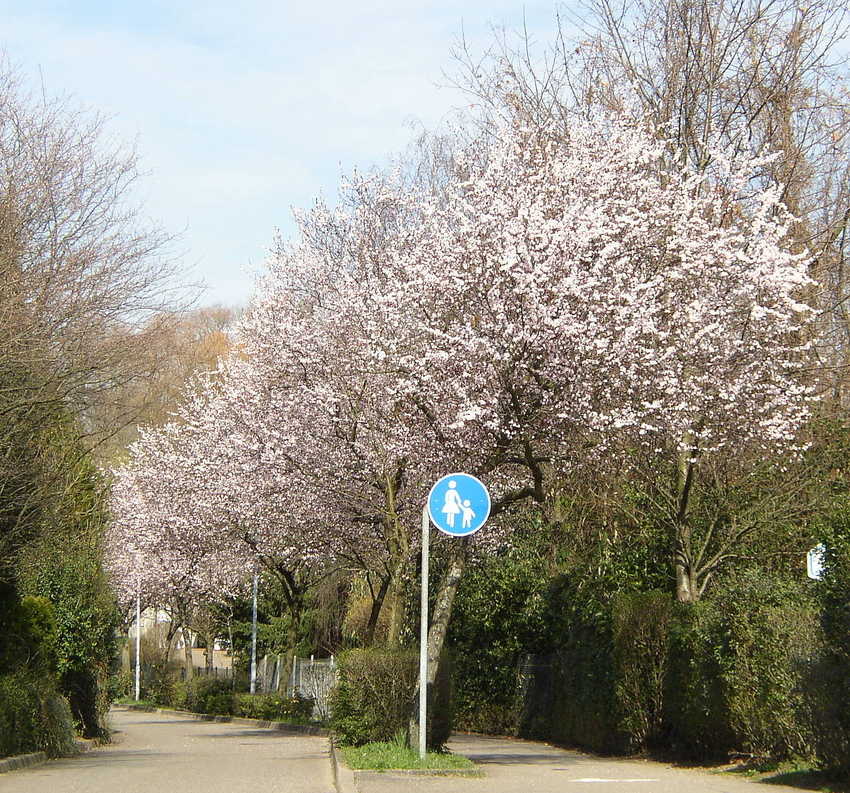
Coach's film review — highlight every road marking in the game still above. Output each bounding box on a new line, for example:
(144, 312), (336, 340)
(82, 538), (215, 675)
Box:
(571, 778), (659, 783)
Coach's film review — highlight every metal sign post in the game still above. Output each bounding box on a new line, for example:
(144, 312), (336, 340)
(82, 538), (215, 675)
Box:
(250, 571), (259, 694)
(419, 473), (490, 759)
(135, 577), (141, 702)
(418, 506), (429, 759)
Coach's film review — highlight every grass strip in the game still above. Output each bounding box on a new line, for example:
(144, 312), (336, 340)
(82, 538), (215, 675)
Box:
(341, 741), (476, 771)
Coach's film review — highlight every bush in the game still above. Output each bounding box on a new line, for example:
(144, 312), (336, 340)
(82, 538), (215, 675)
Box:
(141, 661), (183, 707)
(548, 622), (626, 754)
(808, 513), (850, 776)
(330, 649), (418, 746)
(106, 670), (133, 703)
(330, 648), (452, 748)
(0, 672), (76, 759)
(665, 572), (819, 761)
(235, 693), (314, 722)
(664, 599), (735, 759)
(182, 677), (235, 715)
(448, 540), (549, 736)
(612, 590), (672, 752)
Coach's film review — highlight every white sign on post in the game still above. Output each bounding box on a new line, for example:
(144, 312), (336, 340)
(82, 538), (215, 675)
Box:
(807, 543), (826, 580)
(419, 473), (490, 759)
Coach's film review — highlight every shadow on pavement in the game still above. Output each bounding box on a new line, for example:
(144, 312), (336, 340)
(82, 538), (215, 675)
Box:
(193, 729), (322, 740)
(45, 749), (170, 769)
(460, 751), (576, 766)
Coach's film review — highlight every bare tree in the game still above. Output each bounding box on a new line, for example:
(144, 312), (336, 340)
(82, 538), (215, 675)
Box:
(0, 58), (195, 453)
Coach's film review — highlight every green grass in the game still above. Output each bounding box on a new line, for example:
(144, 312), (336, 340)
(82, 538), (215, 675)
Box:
(115, 697), (157, 707)
(341, 740), (477, 772)
(722, 759), (850, 793)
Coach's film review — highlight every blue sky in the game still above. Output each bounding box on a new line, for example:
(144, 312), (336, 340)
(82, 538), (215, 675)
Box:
(0, 1), (560, 307)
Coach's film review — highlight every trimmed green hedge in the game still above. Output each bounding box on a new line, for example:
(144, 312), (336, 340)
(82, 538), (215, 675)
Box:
(329, 648), (452, 748)
(809, 512), (850, 776)
(234, 692), (314, 721)
(453, 566), (824, 763)
(142, 674), (314, 722)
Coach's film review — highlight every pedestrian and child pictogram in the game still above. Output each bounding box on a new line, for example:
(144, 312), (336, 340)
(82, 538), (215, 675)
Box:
(427, 473), (491, 536)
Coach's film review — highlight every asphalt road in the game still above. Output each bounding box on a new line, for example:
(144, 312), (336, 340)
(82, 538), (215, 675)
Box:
(0, 707), (334, 793)
(352, 733), (809, 793)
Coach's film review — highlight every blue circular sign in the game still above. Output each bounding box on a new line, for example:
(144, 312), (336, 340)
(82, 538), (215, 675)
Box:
(427, 473), (491, 537)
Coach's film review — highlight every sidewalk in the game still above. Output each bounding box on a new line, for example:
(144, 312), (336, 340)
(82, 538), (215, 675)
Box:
(340, 733), (811, 793)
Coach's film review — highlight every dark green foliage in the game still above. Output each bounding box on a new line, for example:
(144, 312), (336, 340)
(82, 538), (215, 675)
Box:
(0, 596), (63, 757)
(106, 670), (133, 702)
(0, 392), (119, 748)
(16, 444), (120, 739)
(0, 598), (76, 758)
(330, 649), (419, 746)
(141, 673), (315, 721)
(329, 648), (452, 748)
(807, 505), (850, 775)
(0, 595), (59, 676)
(612, 591), (672, 752)
(664, 599), (734, 759)
(548, 622), (626, 754)
(448, 534), (549, 735)
(664, 571), (819, 761)
(234, 693), (315, 721)
(182, 677), (236, 715)
(141, 662), (181, 707)
(712, 572), (817, 759)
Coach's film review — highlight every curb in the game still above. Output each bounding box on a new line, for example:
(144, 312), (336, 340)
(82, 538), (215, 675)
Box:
(122, 704), (328, 735)
(329, 739), (359, 793)
(357, 768), (483, 777)
(0, 736), (99, 775)
(0, 751), (47, 774)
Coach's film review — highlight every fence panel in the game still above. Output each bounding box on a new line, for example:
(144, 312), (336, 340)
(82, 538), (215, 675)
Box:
(289, 656), (337, 720)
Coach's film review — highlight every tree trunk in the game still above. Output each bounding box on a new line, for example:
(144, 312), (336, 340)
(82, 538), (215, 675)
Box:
(364, 572), (392, 646)
(204, 632), (215, 673)
(674, 437), (700, 603)
(277, 596), (303, 694)
(674, 552), (699, 603)
(182, 626), (194, 679)
(386, 570), (407, 647)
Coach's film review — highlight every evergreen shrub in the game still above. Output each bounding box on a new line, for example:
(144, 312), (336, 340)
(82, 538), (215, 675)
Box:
(183, 677), (235, 715)
(548, 622), (626, 754)
(235, 692), (314, 721)
(0, 673), (76, 758)
(808, 515), (850, 776)
(665, 572), (819, 761)
(611, 590), (672, 752)
(329, 648), (453, 748)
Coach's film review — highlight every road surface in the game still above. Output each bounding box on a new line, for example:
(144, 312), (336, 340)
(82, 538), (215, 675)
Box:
(0, 706), (333, 793)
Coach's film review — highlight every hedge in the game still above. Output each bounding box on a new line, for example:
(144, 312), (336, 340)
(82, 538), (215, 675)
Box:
(329, 648), (452, 748)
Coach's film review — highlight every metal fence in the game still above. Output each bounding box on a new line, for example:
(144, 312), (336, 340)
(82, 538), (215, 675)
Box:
(289, 655), (337, 720)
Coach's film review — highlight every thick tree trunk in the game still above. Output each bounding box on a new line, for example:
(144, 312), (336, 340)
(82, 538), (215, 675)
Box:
(674, 436), (700, 603)
(364, 572), (392, 646)
(674, 554), (699, 603)
(204, 632), (215, 673)
(277, 595), (303, 694)
(386, 572), (406, 647)
(182, 626), (194, 679)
